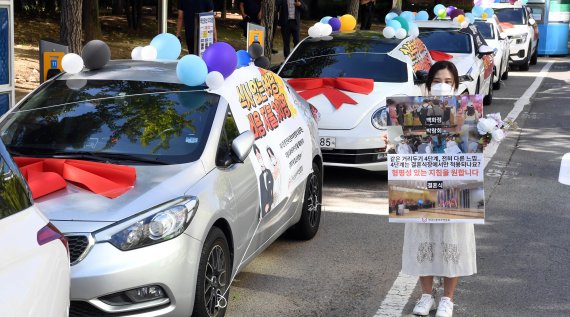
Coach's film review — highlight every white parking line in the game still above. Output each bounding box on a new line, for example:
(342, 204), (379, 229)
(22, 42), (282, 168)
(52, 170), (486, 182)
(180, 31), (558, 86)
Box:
(372, 61), (553, 317)
(559, 153), (570, 185)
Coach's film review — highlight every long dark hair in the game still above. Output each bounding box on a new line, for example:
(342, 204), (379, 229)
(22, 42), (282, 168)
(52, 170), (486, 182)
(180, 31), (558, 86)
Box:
(426, 61), (459, 93)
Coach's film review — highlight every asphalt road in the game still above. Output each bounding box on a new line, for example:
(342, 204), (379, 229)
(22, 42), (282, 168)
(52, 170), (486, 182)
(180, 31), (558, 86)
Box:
(227, 57), (570, 317)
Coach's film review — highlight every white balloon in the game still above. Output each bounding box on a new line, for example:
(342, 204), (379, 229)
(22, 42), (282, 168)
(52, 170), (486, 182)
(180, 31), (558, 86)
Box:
(315, 23), (327, 36)
(141, 45), (158, 61)
(308, 25), (320, 38)
(66, 79), (87, 90)
(461, 21), (470, 28)
(408, 26), (420, 37)
(61, 53), (84, 74)
(321, 23), (333, 36)
(131, 46), (143, 60)
(382, 26), (396, 38)
(205, 71), (225, 90)
(452, 17), (460, 24)
(395, 28), (407, 39)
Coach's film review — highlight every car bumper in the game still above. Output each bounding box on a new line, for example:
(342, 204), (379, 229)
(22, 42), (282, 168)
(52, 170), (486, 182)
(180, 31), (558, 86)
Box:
(69, 234), (201, 317)
(508, 41), (529, 64)
(319, 128), (387, 171)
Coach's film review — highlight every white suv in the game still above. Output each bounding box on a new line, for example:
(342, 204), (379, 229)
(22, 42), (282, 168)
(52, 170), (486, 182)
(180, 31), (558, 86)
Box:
(491, 2), (539, 71)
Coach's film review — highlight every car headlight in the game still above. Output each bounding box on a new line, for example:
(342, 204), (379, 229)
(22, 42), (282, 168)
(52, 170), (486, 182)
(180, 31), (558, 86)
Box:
(512, 34), (527, 44)
(371, 107), (388, 130)
(94, 197), (198, 251)
(459, 74), (474, 82)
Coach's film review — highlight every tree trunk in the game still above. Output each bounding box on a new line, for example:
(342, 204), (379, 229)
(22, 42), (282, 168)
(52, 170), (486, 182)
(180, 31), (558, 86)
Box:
(83, 0), (101, 41)
(14, 0), (23, 14)
(221, 0), (227, 20)
(347, 0), (359, 21)
(112, 0), (125, 15)
(261, 0), (276, 61)
(125, 0), (143, 30)
(60, 0), (83, 53)
(392, 0), (402, 11)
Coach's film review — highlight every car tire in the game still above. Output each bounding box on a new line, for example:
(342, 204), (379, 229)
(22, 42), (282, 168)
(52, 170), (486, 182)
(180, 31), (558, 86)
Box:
(501, 64), (509, 80)
(291, 162), (322, 240)
(493, 66), (501, 90)
(192, 227), (231, 317)
(483, 76), (493, 106)
(530, 46), (538, 65)
(519, 46), (531, 71)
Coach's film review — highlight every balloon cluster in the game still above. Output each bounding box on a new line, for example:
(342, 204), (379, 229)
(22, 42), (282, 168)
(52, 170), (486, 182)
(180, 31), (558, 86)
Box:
(383, 11), (420, 39)
(132, 33), (182, 61)
(177, 42), (239, 89)
(309, 14), (357, 38)
(472, 5), (495, 20)
(61, 39), (112, 75)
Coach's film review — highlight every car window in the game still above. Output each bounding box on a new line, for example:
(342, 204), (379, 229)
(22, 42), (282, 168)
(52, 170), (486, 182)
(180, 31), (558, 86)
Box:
(0, 154), (32, 219)
(216, 108), (240, 167)
(474, 22), (495, 39)
(495, 8), (526, 25)
(287, 37), (400, 62)
(0, 80), (220, 165)
(280, 53), (408, 83)
(418, 31), (473, 54)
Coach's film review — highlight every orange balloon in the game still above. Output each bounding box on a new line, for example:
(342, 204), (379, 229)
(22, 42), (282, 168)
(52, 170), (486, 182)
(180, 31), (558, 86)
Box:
(339, 14), (357, 31)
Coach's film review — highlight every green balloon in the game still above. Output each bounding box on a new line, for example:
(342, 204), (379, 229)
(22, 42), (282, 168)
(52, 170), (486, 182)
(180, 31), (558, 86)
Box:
(392, 16), (409, 32)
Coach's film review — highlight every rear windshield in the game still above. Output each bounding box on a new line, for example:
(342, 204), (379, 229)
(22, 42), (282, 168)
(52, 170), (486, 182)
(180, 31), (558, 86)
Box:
(474, 22), (494, 39)
(495, 8), (526, 25)
(0, 80), (219, 165)
(418, 31), (472, 54)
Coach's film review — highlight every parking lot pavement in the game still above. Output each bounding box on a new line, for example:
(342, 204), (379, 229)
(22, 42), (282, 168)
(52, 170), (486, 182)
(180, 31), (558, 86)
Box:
(227, 57), (568, 317)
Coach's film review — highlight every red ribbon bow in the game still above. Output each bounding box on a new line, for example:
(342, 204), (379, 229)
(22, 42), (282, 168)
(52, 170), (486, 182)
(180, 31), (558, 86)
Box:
(14, 157), (137, 199)
(287, 78), (374, 109)
(429, 50), (454, 62)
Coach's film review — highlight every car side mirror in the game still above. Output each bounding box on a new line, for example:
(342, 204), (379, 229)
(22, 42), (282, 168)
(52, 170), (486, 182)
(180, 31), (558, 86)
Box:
(529, 18), (536, 26)
(231, 131), (255, 163)
(414, 70), (429, 85)
(478, 45), (494, 57)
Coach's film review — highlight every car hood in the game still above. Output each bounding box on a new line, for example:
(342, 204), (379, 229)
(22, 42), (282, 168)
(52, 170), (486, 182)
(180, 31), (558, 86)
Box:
(306, 82), (406, 130)
(36, 161), (206, 222)
(502, 26), (527, 37)
(449, 54), (475, 76)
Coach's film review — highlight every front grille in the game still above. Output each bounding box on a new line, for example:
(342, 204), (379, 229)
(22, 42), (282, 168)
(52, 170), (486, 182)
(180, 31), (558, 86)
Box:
(322, 148), (387, 164)
(70, 301), (111, 317)
(66, 235), (91, 264)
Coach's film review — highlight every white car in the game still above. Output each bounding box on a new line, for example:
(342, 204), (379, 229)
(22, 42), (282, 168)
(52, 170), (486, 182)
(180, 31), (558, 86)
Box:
(276, 32), (430, 171)
(490, 2), (539, 71)
(474, 16), (510, 89)
(416, 20), (495, 105)
(0, 140), (70, 317)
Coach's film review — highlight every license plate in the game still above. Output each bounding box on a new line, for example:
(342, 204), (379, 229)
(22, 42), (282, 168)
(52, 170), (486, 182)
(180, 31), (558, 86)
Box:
(319, 137), (336, 149)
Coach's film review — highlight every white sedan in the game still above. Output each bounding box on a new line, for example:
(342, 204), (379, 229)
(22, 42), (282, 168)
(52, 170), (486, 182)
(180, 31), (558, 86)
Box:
(474, 16), (510, 89)
(416, 20), (496, 105)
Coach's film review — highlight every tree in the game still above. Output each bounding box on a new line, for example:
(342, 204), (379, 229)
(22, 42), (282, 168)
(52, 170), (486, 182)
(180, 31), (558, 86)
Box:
(392, 0), (402, 11)
(60, 0), (83, 53)
(347, 0), (359, 20)
(125, 0), (143, 30)
(261, 0), (276, 60)
(83, 0), (101, 41)
(112, 0), (125, 15)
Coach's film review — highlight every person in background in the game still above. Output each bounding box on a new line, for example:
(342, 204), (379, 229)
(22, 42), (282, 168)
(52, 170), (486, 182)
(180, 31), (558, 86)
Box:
(239, 0), (262, 37)
(176, 0), (217, 54)
(276, 0), (307, 58)
(271, 0), (279, 54)
(360, 0), (375, 30)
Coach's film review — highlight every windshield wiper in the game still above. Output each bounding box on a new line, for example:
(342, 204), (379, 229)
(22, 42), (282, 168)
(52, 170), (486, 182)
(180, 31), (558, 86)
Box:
(51, 151), (169, 165)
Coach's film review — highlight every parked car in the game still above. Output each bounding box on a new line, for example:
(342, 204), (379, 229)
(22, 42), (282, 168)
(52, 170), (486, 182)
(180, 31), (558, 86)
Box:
(474, 15), (511, 89)
(0, 61), (322, 317)
(490, 2), (539, 71)
(0, 139), (70, 317)
(276, 31), (433, 171)
(416, 20), (496, 105)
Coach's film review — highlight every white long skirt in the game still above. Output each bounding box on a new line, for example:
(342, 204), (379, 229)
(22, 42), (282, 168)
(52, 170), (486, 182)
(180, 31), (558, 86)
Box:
(402, 223), (477, 277)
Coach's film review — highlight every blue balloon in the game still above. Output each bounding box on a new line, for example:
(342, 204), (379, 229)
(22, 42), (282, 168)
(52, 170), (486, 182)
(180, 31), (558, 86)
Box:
(236, 50), (251, 68)
(150, 33), (182, 60)
(401, 11), (415, 21)
(176, 54), (208, 86)
(433, 4), (445, 15)
(416, 11), (429, 21)
(418, 200), (424, 205)
(484, 8), (494, 17)
(465, 12), (475, 23)
(385, 12), (398, 23)
(473, 5), (484, 17)
(320, 16), (332, 24)
(387, 19), (402, 30)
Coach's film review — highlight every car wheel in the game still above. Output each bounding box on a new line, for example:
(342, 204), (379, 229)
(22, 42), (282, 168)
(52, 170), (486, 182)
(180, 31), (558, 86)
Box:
(291, 162), (322, 240)
(519, 46), (531, 71)
(483, 76), (493, 106)
(493, 65), (501, 90)
(475, 79), (480, 95)
(530, 45), (538, 65)
(501, 64), (509, 80)
(193, 227), (231, 317)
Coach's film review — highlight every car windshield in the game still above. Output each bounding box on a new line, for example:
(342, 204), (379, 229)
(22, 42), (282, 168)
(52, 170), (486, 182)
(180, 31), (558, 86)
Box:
(0, 80), (219, 165)
(495, 8), (526, 25)
(418, 30), (473, 54)
(474, 22), (494, 39)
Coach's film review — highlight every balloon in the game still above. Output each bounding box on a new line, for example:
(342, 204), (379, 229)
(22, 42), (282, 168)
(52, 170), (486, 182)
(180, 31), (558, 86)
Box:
(465, 13), (475, 24)
(131, 46), (143, 60)
(141, 45), (158, 60)
(392, 16), (409, 32)
(395, 28), (407, 39)
(461, 21), (470, 28)
(433, 4), (446, 15)
(453, 16), (460, 24)
(61, 53), (84, 74)
(457, 15), (465, 23)
(254, 56), (271, 69)
(418, 199), (424, 205)
(339, 14), (357, 31)
(328, 17), (341, 31)
(236, 50), (251, 68)
(416, 11), (429, 21)
(408, 25), (420, 37)
(66, 79), (87, 90)
(248, 42), (263, 59)
(385, 12), (398, 23)
(449, 9), (464, 19)
(382, 26), (396, 38)
(401, 11), (415, 21)
(150, 33), (182, 60)
(474, 0), (483, 5)
(482, 12), (488, 20)
(176, 54), (208, 86)
(521, 0), (528, 4)
(438, 9), (447, 19)
(81, 40), (110, 70)
(387, 19), (402, 30)
(202, 42), (238, 78)
(205, 71), (225, 90)
(308, 25), (320, 38)
(446, 6), (456, 17)
(320, 16), (332, 24)
(484, 8), (494, 17)
(473, 5), (484, 17)
(321, 23), (333, 36)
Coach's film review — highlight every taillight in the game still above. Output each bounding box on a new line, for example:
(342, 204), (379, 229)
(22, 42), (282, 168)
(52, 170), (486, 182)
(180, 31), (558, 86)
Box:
(37, 223), (69, 257)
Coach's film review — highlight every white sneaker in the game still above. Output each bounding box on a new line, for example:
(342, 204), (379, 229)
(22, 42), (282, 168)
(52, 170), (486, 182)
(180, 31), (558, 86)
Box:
(435, 297), (454, 317)
(412, 294), (436, 316)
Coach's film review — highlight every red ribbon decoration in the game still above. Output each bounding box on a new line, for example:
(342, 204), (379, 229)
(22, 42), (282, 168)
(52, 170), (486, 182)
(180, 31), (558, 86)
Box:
(14, 157), (136, 199)
(499, 22), (515, 30)
(287, 78), (374, 109)
(429, 50), (454, 62)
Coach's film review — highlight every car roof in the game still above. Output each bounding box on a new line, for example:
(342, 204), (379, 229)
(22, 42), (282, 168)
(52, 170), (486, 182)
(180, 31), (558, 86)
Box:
(58, 60), (183, 85)
(489, 3), (525, 9)
(415, 21), (462, 30)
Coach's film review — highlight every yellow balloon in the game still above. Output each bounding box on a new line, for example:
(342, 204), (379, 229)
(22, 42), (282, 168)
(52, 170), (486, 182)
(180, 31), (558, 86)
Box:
(339, 14), (357, 31)
(458, 15), (465, 23)
(482, 12), (488, 20)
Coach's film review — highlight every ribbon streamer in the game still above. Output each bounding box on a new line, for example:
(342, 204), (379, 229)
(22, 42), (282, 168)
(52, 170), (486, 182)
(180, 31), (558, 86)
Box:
(14, 157), (136, 199)
(287, 78), (374, 109)
(429, 50), (454, 62)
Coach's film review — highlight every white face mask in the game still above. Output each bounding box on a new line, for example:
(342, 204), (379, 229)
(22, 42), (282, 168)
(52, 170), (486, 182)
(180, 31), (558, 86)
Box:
(430, 83), (454, 96)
